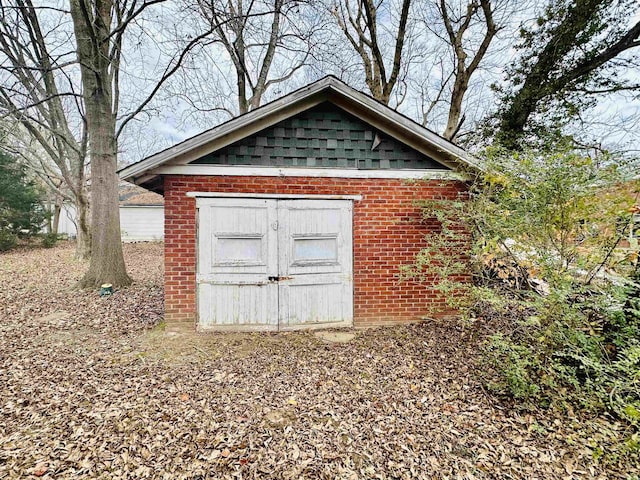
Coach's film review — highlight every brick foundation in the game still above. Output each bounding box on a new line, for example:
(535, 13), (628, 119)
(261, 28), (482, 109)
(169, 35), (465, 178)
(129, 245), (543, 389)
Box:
(163, 175), (469, 329)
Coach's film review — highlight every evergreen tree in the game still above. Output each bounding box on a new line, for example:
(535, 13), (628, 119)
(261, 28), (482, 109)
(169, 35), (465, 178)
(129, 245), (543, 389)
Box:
(0, 151), (45, 235)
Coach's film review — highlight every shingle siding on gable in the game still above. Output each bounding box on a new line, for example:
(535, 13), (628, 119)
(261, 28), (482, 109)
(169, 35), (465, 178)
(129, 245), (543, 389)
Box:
(191, 103), (448, 170)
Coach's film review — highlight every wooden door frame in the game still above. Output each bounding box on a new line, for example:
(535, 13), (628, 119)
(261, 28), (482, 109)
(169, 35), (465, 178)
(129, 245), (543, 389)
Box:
(194, 193), (357, 331)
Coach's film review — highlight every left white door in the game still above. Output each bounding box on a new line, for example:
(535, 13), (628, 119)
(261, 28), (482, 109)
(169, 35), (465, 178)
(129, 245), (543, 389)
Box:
(197, 198), (279, 330)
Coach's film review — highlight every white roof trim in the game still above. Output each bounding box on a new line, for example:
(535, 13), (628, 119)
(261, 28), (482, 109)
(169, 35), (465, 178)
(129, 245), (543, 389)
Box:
(153, 165), (466, 180)
(188, 192), (363, 201)
(119, 77), (479, 184)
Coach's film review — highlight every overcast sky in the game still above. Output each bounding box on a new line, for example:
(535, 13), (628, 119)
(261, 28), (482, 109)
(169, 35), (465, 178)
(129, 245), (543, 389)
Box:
(3, 1), (638, 166)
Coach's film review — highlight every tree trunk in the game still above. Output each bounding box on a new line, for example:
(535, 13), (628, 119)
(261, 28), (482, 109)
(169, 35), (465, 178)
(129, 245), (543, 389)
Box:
(51, 198), (61, 235)
(443, 76), (467, 140)
(237, 66), (248, 114)
(78, 129), (129, 286)
(71, 0), (131, 287)
(235, 31), (248, 114)
(76, 90), (129, 285)
(74, 190), (91, 260)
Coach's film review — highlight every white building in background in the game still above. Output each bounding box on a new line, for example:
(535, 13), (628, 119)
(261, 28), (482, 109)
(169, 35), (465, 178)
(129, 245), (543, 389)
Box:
(56, 183), (164, 242)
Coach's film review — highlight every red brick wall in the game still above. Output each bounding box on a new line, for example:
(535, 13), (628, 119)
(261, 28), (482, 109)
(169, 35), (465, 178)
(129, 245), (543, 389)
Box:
(164, 175), (469, 330)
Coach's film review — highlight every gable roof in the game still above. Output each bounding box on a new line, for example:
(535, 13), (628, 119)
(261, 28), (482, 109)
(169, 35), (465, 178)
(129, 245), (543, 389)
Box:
(119, 76), (480, 188)
(119, 182), (164, 206)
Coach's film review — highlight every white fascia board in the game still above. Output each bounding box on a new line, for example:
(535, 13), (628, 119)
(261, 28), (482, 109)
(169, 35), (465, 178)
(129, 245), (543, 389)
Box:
(153, 164), (467, 180)
(188, 192), (363, 201)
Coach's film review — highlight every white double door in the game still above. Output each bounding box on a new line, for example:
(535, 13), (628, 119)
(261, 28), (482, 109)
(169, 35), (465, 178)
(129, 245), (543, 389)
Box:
(197, 197), (353, 330)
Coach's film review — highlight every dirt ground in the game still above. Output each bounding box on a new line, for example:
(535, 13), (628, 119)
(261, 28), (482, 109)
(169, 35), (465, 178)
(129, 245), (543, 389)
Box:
(0, 242), (637, 479)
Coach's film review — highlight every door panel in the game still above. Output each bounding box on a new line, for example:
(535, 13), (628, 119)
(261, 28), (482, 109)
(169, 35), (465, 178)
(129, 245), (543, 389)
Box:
(277, 200), (353, 329)
(280, 282), (351, 327)
(197, 198), (278, 330)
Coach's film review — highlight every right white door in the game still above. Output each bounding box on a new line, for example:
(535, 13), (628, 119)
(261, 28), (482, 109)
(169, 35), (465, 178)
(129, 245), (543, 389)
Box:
(277, 200), (353, 330)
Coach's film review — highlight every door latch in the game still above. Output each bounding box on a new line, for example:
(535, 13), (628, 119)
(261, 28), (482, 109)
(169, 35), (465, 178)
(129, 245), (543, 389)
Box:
(271, 221), (278, 230)
(268, 275), (293, 282)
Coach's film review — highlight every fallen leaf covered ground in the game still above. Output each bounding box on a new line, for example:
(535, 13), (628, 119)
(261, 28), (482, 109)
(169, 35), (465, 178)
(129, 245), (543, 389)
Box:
(0, 242), (637, 479)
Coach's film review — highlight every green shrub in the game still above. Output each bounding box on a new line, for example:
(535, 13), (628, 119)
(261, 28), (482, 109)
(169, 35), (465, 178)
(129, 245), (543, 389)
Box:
(485, 334), (541, 400)
(41, 233), (59, 248)
(476, 272), (639, 423)
(0, 230), (17, 251)
(407, 148), (640, 427)
(609, 343), (640, 423)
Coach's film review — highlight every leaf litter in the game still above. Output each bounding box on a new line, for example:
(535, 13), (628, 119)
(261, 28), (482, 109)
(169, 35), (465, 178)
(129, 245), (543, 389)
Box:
(0, 242), (637, 479)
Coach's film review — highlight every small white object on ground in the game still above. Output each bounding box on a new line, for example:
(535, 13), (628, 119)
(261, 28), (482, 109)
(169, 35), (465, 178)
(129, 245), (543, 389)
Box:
(314, 331), (356, 343)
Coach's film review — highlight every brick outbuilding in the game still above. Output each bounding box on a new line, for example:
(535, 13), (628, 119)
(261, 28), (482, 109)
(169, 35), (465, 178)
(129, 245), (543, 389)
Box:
(120, 77), (478, 332)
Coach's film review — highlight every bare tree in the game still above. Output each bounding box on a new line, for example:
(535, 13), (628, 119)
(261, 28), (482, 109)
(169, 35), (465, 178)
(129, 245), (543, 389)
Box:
(190, 0), (317, 115)
(330, 0), (412, 105)
(436, 0), (497, 140)
(408, 0), (523, 142)
(0, 1), (91, 257)
(70, 0), (223, 287)
(0, 0), (225, 287)
(67, 0), (133, 286)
